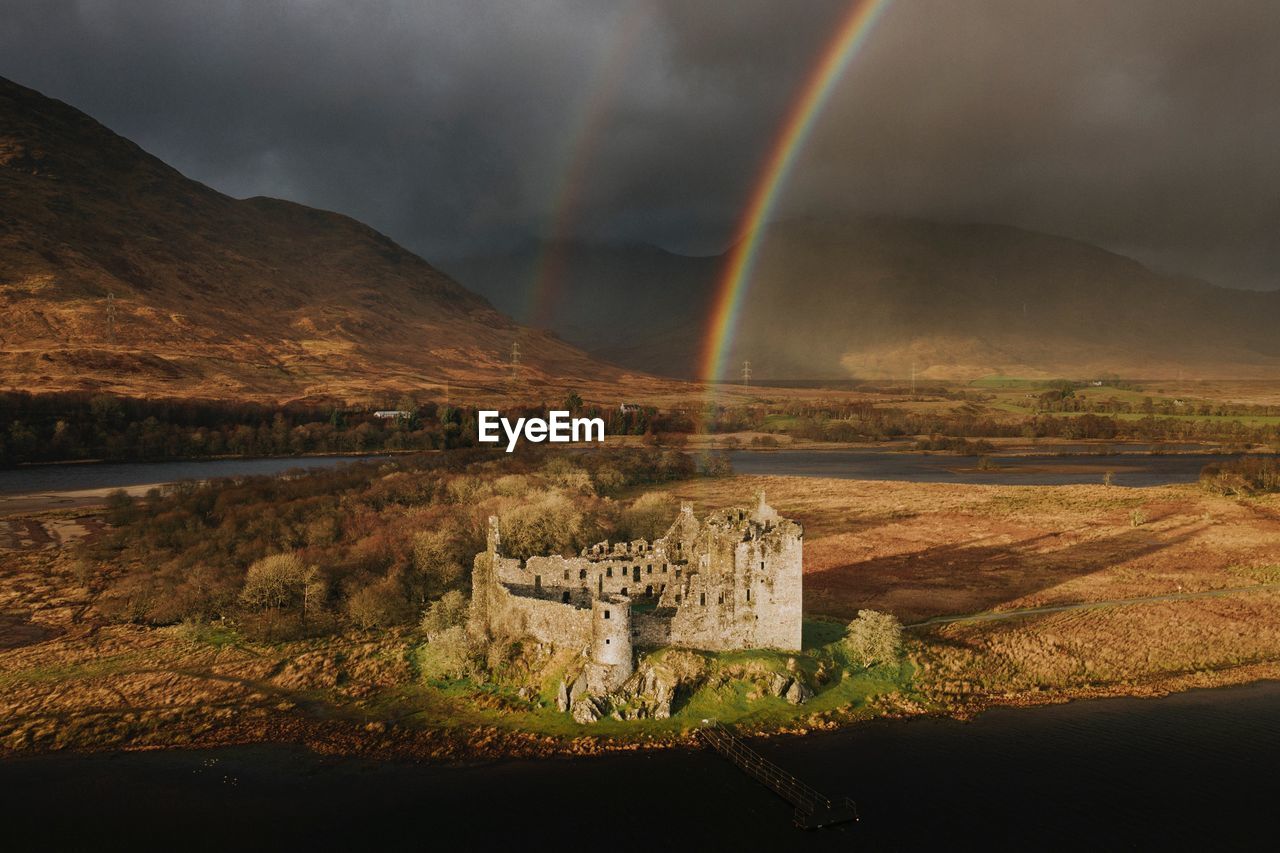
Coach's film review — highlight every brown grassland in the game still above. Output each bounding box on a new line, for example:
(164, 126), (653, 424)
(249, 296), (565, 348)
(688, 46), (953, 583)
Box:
(1, 468), (1278, 758)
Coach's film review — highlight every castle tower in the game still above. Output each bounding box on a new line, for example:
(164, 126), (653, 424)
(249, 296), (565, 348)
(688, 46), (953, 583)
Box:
(468, 516), (503, 639)
(587, 595), (633, 692)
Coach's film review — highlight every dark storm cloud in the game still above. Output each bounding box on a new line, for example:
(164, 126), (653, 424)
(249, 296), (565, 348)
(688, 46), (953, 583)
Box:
(1, 0), (1278, 288)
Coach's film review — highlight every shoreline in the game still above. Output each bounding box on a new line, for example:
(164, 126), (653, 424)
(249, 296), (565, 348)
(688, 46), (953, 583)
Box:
(4, 656), (1278, 765)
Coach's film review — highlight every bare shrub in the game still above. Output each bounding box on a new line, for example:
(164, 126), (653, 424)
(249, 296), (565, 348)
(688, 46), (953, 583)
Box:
(241, 554), (316, 611)
(417, 625), (482, 680)
(622, 491), (678, 540)
(411, 529), (466, 598)
(843, 610), (903, 668)
(493, 474), (530, 497)
(498, 492), (584, 560)
(346, 576), (412, 628)
(420, 590), (469, 638)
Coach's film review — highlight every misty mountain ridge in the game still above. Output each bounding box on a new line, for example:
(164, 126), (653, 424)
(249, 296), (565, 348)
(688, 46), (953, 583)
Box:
(451, 216), (1280, 381)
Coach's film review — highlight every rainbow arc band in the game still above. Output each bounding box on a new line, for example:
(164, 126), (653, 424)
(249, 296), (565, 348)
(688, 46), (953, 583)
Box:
(700, 0), (891, 386)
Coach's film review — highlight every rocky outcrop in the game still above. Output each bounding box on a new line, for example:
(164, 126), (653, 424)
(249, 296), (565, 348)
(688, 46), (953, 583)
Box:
(571, 695), (610, 723)
(784, 678), (814, 705)
(555, 679), (570, 712)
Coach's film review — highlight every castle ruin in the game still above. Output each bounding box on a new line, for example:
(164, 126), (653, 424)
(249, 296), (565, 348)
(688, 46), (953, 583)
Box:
(469, 491), (802, 694)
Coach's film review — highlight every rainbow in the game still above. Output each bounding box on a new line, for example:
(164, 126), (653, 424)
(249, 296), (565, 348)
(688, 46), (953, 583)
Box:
(523, 6), (645, 329)
(700, 0), (891, 384)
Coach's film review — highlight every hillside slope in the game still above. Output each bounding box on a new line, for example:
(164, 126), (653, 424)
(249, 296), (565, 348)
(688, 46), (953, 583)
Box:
(0, 77), (643, 403)
(454, 218), (1280, 380)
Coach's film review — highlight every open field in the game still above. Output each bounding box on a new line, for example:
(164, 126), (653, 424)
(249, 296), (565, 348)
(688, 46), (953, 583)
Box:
(668, 474), (1280, 711)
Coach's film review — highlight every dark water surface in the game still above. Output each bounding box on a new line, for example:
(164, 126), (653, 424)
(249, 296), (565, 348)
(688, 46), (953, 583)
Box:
(3, 681), (1277, 850)
(0, 455), (384, 495)
(0, 449), (1241, 497)
(728, 449), (1240, 487)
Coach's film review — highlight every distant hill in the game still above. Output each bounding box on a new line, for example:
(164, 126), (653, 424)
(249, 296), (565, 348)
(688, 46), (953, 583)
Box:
(452, 218), (1280, 380)
(441, 242), (718, 378)
(0, 77), (643, 404)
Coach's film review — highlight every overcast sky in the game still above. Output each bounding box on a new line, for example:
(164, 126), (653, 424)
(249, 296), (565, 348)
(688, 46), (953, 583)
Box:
(3, 0), (1279, 289)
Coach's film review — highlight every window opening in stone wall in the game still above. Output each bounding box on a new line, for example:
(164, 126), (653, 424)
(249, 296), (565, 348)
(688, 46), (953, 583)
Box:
(646, 585), (653, 596)
(534, 575), (541, 589)
(607, 566), (613, 577)
(746, 588), (751, 602)
(604, 609), (610, 619)
(700, 593), (706, 606)
(579, 568), (587, 580)
(561, 590), (570, 603)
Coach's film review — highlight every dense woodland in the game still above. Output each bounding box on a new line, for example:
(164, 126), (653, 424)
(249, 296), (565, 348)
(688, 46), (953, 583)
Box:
(78, 447), (728, 639)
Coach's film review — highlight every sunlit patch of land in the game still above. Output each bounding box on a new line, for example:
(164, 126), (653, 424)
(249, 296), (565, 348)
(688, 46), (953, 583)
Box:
(2, 450), (1278, 757)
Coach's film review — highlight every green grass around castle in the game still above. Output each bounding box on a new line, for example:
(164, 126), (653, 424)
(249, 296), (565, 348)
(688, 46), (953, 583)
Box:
(399, 617), (914, 740)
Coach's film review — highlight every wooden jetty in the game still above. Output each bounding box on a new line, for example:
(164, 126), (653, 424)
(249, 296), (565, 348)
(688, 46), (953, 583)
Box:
(698, 720), (859, 830)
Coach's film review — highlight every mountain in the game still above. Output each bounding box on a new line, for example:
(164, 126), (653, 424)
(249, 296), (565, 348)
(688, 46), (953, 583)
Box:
(0, 77), (647, 404)
(441, 242), (718, 377)
(452, 218), (1280, 380)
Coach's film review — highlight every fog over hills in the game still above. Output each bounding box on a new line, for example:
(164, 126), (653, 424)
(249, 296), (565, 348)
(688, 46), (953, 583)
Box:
(452, 217), (1280, 381)
(0, 77), (635, 403)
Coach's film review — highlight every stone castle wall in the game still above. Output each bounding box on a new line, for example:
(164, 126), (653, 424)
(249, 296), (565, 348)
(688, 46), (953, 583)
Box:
(468, 492), (803, 693)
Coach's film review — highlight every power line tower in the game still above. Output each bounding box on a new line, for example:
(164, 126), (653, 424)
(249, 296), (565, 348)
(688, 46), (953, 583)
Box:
(509, 340), (522, 394)
(741, 360), (752, 387)
(106, 292), (116, 345)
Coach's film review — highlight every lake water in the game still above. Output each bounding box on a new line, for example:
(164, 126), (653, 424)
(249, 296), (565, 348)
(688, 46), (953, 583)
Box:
(0, 455), (385, 495)
(0, 449), (1244, 497)
(2, 680), (1277, 850)
(728, 449), (1241, 487)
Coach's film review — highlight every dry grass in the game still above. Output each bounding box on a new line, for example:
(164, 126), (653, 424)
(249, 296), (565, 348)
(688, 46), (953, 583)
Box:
(669, 474), (1280, 707)
(3, 471), (1278, 754)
